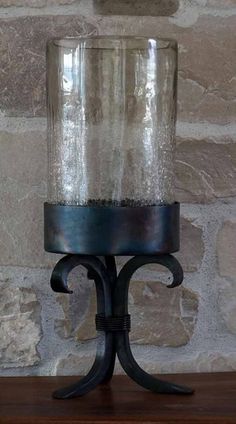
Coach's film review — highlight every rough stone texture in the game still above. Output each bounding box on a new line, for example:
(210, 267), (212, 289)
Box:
(165, 352), (236, 373)
(0, 0), (179, 14)
(175, 140), (236, 203)
(0, 282), (41, 368)
(56, 352), (95, 376)
(137, 352), (236, 374)
(56, 281), (198, 347)
(128, 281), (198, 346)
(156, 351), (236, 373)
(0, 16), (96, 117)
(94, 0), (179, 16)
(217, 221), (236, 278)
(206, 0), (236, 7)
(176, 218), (204, 271)
(178, 18), (236, 123)
(55, 351), (236, 376)
(0, 130), (60, 268)
(0, 0), (79, 5)
(218, 279), (236, 335)
(75, 291), (97, 341)
(96, 15), (236, 124)
(54, 271), (93, 340)
(1, 0), (234, 10)
(217, 221), (236, 335)
(0, 15), (236, 123)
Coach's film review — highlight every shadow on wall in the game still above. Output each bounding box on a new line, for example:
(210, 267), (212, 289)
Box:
(93, 0), (179, 16)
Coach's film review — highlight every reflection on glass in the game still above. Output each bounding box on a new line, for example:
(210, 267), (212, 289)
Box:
(47, 36), (177, 206)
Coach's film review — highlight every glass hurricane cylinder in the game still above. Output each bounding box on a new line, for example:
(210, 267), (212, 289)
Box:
(46, 36), (177, 207)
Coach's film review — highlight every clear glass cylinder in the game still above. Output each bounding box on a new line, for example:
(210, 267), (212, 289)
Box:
(46, 36), (177, 207)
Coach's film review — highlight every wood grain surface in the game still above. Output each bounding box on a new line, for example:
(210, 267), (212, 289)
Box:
(1, 373), (236, 423)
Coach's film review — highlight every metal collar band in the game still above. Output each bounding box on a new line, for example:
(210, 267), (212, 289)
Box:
(44, 202), (180, 255)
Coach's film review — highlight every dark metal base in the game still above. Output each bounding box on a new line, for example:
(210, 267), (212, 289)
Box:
(50, 254), (194, 399)
(44, 203), (180, 255)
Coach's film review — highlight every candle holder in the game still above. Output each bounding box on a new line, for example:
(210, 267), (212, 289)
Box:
(45, 36), (193, 399)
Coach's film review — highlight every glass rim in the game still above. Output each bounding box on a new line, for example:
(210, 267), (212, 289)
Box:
(47, 35), (177, 50)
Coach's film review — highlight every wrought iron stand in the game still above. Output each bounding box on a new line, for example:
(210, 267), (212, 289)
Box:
(44, 202), (194, 399)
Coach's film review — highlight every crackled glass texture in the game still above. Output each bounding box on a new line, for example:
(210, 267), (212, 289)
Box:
(47, 36), (177, 206)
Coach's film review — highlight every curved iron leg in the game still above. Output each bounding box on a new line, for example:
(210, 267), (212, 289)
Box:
(50, 254), (114, 399)
(100, 256), (117, 384)
(114, 255), (194, 395)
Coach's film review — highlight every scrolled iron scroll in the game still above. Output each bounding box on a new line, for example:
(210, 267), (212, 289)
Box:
(114, 254), (193, 395)
(50, 254), (114, 399)
(49, 253), (193, 398)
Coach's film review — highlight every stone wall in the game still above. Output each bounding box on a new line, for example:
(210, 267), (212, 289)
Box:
(0, 0), (236, 377)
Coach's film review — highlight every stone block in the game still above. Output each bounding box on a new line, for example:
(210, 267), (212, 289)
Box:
(96, 15), (236, 124)
(56, 280), (199, 347)
(0, 282), (41, 368)
(217, 220), (236, 278)
(0, 130), (59, 267)
(0, 16), (96, 117)
(94, 0), (179, 16)
(175, 140), (236, 203)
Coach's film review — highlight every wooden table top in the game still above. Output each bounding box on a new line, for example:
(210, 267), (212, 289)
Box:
(0, 373), (236, 423)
